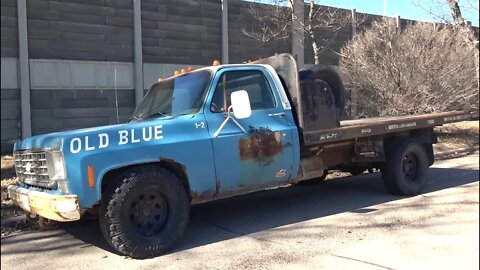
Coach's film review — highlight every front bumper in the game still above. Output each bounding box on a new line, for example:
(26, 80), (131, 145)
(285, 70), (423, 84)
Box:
(7, 185), (81, 222)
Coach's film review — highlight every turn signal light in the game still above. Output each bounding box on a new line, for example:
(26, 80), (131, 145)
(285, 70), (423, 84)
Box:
(187, 66), (193, 72)
(87, 165), (95, 189)
(212, 60), (221, 66)
(174, 70), (180, 76)
(181, 69), (186, 74)
(157, 77), (163, 82)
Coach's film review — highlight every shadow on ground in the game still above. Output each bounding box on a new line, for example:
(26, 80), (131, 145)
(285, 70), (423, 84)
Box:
(1, 165), (478, 256)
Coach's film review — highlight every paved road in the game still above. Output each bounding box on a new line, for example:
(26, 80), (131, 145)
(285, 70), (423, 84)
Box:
(1, 153), (478, 270)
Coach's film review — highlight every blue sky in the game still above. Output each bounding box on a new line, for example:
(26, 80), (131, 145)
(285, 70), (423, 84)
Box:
(252, 0), (479, 26)
(321, 0), (479, 26)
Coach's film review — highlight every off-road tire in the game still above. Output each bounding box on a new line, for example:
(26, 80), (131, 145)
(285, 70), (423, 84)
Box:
(99, 165), (190, 259)
(300, 64), (346, 119)
(381, 138), (430, 196)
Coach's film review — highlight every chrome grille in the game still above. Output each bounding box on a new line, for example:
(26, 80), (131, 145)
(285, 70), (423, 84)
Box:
(14, 150), (52, 188)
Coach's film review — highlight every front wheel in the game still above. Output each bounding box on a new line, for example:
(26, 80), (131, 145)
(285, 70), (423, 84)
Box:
(381, 139), (430, 196)
(100, 165), (190, 259)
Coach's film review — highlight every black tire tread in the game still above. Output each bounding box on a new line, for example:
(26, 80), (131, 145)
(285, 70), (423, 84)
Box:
(381, 138), (429, 196)
(300, 64), (346, 118)
(99, 165), (190, 259)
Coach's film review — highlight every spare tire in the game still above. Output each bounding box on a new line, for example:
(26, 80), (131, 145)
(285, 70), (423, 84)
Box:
(299, 65), (346, 119)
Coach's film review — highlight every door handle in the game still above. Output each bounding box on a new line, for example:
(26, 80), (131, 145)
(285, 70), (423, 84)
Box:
(268, 112), (285, 117)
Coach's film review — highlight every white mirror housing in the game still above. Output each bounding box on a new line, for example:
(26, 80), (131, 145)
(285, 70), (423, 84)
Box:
(230, 90), (252, 119)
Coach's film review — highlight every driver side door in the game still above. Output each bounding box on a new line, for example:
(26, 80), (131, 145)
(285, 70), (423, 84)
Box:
(204, 67), (296, 198)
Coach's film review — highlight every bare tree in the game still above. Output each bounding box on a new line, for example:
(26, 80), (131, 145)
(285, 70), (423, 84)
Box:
(412, 0), (479, 101)
(241, 1), (292, 43)
(242, 0), (363, 64)
(340, 19), (478, 118)
(413, 0), (478, 25)
(412, 0), (478, 46)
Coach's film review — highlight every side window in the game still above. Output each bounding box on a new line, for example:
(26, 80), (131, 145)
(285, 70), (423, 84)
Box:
(211, 70), (276, 112)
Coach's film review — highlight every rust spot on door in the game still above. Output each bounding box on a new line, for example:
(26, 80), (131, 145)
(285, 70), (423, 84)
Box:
(238, 127), (283, 166)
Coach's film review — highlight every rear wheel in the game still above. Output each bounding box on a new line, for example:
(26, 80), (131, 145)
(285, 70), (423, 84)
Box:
(381, 139), (430, 196)
(100, 165), (190, 259)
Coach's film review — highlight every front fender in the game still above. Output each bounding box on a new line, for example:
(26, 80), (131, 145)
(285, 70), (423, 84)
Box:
(62, 116), (216, 208)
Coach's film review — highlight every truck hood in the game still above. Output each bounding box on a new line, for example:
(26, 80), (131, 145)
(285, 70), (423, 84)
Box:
(14, 117), (174, 153)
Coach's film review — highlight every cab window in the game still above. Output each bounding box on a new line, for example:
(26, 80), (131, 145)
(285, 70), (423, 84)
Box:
(211, 70), (276, 112)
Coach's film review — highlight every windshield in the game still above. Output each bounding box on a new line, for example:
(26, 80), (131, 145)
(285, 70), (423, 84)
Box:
(130, 70), (212, 122)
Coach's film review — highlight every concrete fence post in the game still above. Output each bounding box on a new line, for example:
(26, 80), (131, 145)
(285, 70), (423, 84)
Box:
(221, 0), (229, 64)
(133, 0), (144, 105)
(351, 8), (357, 38)
(17, 0), (31, 139)
(291, 0), (304, 68)
(350, 8), (357, 118)
(396, 15), (401, 33)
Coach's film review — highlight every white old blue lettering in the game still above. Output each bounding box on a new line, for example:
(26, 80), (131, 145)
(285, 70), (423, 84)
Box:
(143, 126), (152, 141)
(69, 125), (163, 154)
(98, 133), (109, 148)
(85, 136), (95, 151)
(70, 138), (82, 154)
(131, 129), (140, 143)
(155, 125), (163, 140)
(119, 130), (129, 145)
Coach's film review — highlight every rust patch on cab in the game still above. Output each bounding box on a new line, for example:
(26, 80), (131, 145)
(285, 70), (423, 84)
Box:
(238, 127), (283, 166)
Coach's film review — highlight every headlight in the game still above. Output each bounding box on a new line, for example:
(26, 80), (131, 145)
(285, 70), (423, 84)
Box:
(45, 149), (68, 192)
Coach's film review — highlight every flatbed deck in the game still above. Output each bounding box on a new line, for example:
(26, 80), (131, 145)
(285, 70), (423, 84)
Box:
(303, 111), (476, 145)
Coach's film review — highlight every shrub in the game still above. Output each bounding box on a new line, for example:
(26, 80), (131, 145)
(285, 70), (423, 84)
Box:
(340, 19), (479, 118)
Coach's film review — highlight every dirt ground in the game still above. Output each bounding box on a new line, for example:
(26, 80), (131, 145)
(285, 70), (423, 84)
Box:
(1, 121), (478, 237)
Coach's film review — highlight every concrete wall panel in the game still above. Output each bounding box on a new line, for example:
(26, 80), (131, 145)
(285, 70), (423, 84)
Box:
(29, 59), (134, 89)
(1, 58), (18, 89)
(1, 0), (18, 57)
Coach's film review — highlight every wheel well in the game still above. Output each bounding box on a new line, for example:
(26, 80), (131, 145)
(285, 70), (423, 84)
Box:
(101, 160), (192, 201)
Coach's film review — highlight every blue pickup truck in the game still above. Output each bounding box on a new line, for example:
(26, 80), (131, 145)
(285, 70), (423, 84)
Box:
(7, 54), (475, 258)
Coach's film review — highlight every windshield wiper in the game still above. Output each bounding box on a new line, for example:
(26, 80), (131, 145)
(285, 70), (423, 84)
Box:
(145, 112), (170, 119)
(128, 115), (141, 122)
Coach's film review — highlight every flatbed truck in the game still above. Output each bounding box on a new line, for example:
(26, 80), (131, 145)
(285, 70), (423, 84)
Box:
(8, 53), (477, 258)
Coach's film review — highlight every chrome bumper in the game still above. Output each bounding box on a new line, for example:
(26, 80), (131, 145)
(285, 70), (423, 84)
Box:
(7, 185), (80, 222)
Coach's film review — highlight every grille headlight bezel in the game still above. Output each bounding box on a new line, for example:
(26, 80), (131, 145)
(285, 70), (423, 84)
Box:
(45, 149), (67, 188)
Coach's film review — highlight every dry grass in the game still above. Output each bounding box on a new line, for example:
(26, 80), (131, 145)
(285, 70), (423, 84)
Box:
(1, 155), (20, 220)
(1, 155), (16, 180)
(433, 121), (479, 153)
